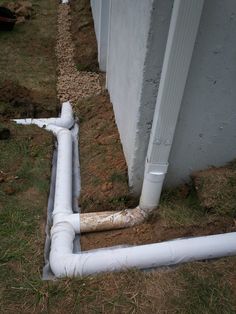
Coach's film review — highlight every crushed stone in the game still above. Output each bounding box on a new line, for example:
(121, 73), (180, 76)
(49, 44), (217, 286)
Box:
(56, 4), (102, 105)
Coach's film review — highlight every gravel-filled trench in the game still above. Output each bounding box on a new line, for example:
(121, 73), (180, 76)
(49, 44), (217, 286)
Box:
(56, 3), (102, 104)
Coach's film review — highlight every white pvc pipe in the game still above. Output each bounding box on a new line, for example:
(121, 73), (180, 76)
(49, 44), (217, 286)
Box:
(47, 123), (236, 278)
(13, 101), (74, 129)
(50, 222), (236, 277)
(50, 125), (81, 232)
(14, 103), (236, 278)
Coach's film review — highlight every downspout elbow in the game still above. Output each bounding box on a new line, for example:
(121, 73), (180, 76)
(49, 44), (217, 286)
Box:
(57, 101), (74, 129)
(49, 222), (83, 277)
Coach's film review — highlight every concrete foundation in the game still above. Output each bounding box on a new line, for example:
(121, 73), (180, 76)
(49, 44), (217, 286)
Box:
(166, 0), (236, 186)
(91, 0), (109, 71)
(91, 0), (236, 194)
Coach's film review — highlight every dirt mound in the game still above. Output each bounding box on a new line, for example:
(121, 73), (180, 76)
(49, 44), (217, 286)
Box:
(4, 0), (33, 24)
(0, 80), (58, 119)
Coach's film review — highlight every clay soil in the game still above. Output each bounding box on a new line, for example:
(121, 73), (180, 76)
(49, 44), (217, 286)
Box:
(0, 80), (58, 119)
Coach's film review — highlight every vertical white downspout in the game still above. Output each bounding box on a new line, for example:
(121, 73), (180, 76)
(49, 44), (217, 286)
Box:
(140, 0), (205, 211)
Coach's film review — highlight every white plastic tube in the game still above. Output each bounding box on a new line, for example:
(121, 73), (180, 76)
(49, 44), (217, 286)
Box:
(50, 125), (81, 232)
(13, 101), (74, 129)
(14, 104), (236, 278)
(50, 222), (236, 277)
(47, 121), (236, 277)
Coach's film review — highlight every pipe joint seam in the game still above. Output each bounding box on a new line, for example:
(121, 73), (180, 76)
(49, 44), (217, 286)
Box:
(53, 213), (80, 233)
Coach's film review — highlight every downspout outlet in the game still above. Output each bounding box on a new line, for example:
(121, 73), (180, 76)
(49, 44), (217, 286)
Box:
(139, 162), (168, 212)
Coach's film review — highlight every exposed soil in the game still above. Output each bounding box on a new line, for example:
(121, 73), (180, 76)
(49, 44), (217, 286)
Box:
(0, 0), (58, 120)
(76, 91), (236, 251)
(80, 148), (236, 249)
(0, 80), (58, 119)
(75, 93), (138, 214)
(192, 161), (236, 216)
(4, 0), (33, 24)
(70, 0), (99, 72)
(82, 214), (235, 250)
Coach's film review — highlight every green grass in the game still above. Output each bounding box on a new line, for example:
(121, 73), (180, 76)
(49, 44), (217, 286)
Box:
(159, 186), (207, 226)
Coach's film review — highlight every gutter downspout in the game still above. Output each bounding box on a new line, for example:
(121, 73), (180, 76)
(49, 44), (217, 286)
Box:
(76, 0), (206, 232)
(139, 0), (205, 211)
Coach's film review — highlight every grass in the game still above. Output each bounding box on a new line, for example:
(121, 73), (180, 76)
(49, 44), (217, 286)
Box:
(0, 0), (57, 97)
(158, 186), (207, 226)
(192, 164), (236, 217)
(171, 262), (236, 314)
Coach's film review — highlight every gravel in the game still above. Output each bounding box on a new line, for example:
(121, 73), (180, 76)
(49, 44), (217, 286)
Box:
(56, 4), (102, 104)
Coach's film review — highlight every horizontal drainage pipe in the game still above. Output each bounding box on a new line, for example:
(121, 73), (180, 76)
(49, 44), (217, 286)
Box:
(13, 101), (74, 129)
(50, 223), (236, 277)
(46, 112), (236, 277)
(14, 104), (236, 278)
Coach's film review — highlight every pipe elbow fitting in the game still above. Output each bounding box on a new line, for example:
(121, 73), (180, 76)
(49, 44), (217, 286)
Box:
(50, 222), (76, 277)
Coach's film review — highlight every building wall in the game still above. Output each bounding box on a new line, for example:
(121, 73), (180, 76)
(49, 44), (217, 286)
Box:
(106, 0), (153, 193)
(166, 0), (236, 186)
(90, 0), (109, 71)
(90, 0), (101, 43)
(92, 0), (236, 194)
